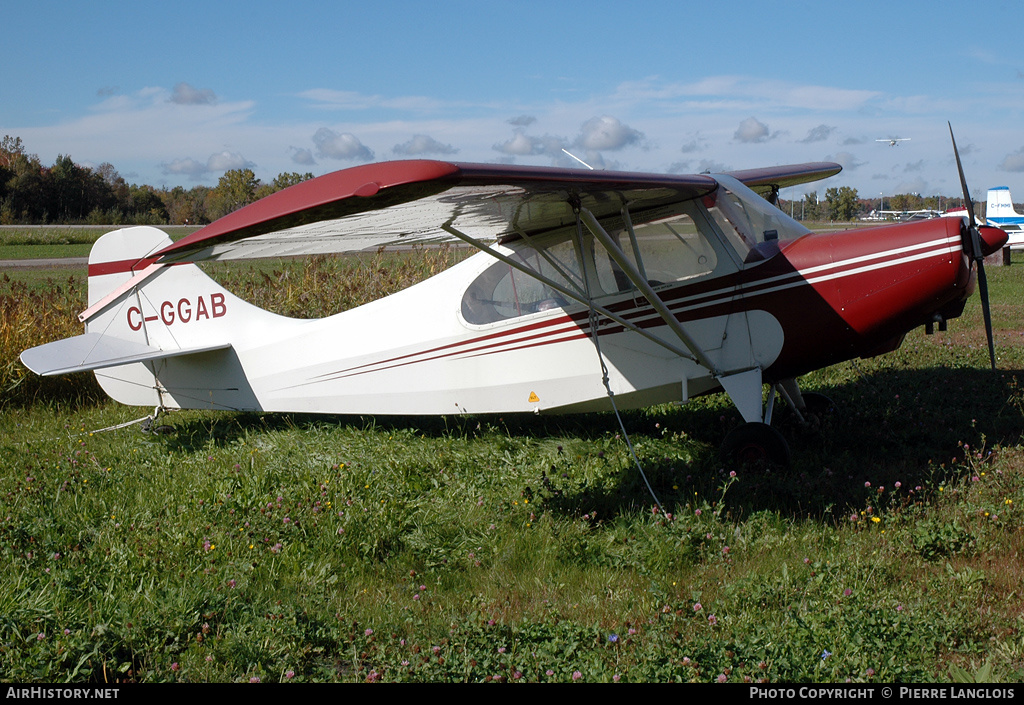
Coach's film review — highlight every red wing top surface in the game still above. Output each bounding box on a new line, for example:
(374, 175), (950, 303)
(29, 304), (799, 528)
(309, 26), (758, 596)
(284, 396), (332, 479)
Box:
(156, 161), (841, 263)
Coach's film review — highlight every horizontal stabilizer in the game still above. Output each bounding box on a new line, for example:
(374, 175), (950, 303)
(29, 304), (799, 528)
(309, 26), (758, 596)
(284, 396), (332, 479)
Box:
(20, 333), (230, 377)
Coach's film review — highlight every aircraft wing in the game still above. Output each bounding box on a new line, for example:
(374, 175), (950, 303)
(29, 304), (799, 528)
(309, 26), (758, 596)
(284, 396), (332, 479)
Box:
(724, 163), (841, 200)
(156, 160), (841, 263)
(156, 161), (716, 262)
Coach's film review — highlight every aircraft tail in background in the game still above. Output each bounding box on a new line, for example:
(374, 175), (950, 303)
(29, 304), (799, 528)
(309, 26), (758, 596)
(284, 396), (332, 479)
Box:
(985, 187), (1024, 248)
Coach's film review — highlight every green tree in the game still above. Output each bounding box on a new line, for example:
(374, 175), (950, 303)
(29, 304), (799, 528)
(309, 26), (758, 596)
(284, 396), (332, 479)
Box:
(801, 191), (822, 221)
(48, 154), (95, 221)
(826, 186), (860, 222)
(255, 171), (315, 200)
(0, 135), (28, 170)
(0, 136), (45, 222)
(272, 171), (314, 191)
(208, 168), (260, 220)
(128, 184), (168, 223)
(888, 193), (925, 212)
(162, 185), (211, 225)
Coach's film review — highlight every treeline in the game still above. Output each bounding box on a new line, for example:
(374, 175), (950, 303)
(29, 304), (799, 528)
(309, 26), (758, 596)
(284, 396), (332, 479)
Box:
(0, 135), (312, 226)
(779, 188), (972, 223)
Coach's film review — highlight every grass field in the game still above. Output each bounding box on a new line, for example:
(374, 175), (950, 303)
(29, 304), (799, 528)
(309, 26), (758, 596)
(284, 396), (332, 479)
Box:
(0, 225), (199, 261)
(1, 232), (1022, 683)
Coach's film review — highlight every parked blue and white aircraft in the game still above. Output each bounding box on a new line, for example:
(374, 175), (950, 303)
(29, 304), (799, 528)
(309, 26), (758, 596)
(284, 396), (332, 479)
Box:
(984, 187), (1024, 248)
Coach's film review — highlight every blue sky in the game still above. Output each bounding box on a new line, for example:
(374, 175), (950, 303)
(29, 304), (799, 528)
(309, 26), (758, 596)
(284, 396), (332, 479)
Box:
(3, 0), (1023, 201)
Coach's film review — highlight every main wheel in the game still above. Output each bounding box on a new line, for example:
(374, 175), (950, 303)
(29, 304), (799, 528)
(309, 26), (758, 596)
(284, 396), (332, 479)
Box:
(720, 422), (791, 468)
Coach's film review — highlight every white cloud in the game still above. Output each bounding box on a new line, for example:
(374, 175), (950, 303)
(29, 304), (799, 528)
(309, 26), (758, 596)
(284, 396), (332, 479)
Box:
(828, 151), (866, 171)
(734, 117), (771, 143)
(696, 159), (732, 173)
(298, 89), (449, 112)
(170, 82), (218, 105)
(609, 76), (881, 113)
(679, 135), (707, 154)
(800, 125), (836, 144)
(206, 150), (254, 172)
(508, 115), (537, 127)
(159, 151), (255, 180)
(5, 72), (1012, 194)
(493, 130), (545, 156)
(312, 128), (374, 161)
(290, 147), (315, 165)
(578, 116), (643, 151)
(392, 134), (458, 156)
(1000, 148), (1024, 172)
(160, 157), (208, 179)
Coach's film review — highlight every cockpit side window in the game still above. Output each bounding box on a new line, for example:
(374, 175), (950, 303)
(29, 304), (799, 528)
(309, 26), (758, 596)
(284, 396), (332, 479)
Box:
(461, 203), (726, 326)
(608, 215), (718, 288)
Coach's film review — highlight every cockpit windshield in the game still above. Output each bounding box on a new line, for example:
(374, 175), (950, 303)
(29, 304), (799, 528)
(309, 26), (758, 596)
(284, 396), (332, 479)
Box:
(705, 174), (811, 261)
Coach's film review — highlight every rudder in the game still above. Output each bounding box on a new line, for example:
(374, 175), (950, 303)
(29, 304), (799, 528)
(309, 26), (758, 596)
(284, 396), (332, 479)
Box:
(76, 226), (289, 410)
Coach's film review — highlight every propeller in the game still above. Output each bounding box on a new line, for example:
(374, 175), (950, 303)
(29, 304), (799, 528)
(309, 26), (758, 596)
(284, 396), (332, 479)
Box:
(949, 123), (997, 371)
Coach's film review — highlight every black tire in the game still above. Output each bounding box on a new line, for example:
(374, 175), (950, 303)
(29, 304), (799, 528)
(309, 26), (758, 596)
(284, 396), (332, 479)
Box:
(720, 422), (791, 468)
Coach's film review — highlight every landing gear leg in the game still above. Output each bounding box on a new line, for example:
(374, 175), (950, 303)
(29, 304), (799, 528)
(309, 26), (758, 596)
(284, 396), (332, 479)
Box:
(777, 378), (838, 433)
(717, 370), (791, 467)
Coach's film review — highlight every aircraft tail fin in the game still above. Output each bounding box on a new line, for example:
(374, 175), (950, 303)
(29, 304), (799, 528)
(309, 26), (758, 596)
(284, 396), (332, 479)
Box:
(21, 226), (286, 410)
(986, 186), (1022, 222)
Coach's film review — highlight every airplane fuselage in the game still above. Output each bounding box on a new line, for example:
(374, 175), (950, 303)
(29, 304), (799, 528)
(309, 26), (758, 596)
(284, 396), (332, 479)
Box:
(85, 215), (992, 418)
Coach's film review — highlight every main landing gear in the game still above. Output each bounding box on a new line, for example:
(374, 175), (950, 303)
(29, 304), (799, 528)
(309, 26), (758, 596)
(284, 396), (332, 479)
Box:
(718, 377), (836, 468)
(721, 422), (790, 467)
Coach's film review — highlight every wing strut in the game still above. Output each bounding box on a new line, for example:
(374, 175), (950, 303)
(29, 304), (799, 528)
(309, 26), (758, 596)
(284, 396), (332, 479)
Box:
(439, 221), (701, 363)
(577, 207), (720, 374)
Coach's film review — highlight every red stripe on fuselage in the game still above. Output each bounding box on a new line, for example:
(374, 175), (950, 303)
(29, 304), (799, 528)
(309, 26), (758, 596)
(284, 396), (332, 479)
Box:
(300, 219), (967, 387)
(88, 256), (161, 277)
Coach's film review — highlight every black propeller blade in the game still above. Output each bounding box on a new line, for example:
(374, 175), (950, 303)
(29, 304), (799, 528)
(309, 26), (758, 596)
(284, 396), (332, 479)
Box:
(949, 123), (997, 371)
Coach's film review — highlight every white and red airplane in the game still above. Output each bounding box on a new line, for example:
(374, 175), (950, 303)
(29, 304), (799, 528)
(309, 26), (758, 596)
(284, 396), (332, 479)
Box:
(20, 128), (1006, 465)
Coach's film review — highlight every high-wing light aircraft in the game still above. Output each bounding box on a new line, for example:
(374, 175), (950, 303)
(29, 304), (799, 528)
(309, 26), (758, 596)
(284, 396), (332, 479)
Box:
(20, 128), (1007, 465)
(877, 137), (911, 147)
